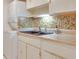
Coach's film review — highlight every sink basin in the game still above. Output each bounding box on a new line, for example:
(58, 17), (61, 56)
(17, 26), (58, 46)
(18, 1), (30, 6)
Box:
(20, 31), (53, 35)
(38, 31), (53, 35)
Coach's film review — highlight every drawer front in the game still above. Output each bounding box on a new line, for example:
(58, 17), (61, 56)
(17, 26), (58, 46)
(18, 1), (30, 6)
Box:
(18, 36), (30, 44)
(29, 38), (41, 48)
(41, 41), (76, 59)
(18, 35), (41, 48)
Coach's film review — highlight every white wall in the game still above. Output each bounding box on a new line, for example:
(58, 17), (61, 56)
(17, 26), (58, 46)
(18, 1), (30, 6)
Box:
(3, 0), (12, 58)
(3, 0), (11, 32)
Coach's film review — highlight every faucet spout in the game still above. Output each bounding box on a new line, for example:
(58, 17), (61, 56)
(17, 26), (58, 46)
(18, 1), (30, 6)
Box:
(39, 26), (41, 32)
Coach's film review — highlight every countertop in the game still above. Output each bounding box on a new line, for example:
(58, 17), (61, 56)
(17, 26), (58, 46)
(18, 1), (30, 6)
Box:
(18, 32), (76, 46)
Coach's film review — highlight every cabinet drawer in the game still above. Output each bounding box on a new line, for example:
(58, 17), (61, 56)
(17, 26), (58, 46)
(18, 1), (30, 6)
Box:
(41, 41), (76, 59)
(29, 38), (41, 48)
(18, 36), (30, 44)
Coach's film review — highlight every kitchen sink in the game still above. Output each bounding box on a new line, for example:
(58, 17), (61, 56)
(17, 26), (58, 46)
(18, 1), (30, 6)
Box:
(20, 31), (53, 35)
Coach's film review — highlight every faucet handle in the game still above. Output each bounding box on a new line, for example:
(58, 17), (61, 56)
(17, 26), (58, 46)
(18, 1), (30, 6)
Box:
(55, 28), (62, 34)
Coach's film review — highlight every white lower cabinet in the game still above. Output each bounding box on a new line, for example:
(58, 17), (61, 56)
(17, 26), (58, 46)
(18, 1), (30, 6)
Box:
(49, 0), (76, 15)
(27, 45), (40, 59)
(18, 35), (75, 59)
(18, 40), (27, 59)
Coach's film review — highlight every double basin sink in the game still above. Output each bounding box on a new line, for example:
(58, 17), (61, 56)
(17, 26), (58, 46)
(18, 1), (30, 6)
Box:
(20, 30), (53, 35)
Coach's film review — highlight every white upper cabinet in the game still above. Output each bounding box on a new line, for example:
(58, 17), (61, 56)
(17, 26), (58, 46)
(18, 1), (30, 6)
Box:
(9, 1), (16, 17)
(16, 1), (27, 17)
(9, 1), (31, 17)
(26, 0), (31, 9)
(26, 0), (49, 9)
(49, 0), (76, 15)
(31, 0), (49, 8)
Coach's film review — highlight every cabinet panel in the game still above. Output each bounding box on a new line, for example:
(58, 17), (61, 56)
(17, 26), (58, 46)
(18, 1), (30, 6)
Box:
(18, 40), (27, 59)
(27, 45), (40, 59)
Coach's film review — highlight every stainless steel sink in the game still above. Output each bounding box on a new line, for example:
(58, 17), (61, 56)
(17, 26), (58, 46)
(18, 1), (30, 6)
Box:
(20, 31), (53, 35)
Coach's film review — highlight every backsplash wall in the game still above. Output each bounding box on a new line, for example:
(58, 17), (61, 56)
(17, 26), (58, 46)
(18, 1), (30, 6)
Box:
(54, 13), (76, 29)
(19, 12), (76, 30)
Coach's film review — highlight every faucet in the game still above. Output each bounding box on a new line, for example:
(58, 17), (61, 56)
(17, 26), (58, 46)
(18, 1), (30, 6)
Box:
(38, 26), (47, 32)
(38, 26), (41, 32)
(45, 27), (47, 32)
(55, 25), (61, 34)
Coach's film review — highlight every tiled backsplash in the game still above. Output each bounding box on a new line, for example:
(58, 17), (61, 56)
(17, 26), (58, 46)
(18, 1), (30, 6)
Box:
(52, 12), (76, 29)
(19, 12), (76, 30)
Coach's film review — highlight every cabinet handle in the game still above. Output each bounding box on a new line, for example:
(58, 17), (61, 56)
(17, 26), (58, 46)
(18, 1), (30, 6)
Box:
(49, 0), (51, 3)
(39, 52), (41, 56)
(20, 50), (22, 54)
(30, 0), (31, 2)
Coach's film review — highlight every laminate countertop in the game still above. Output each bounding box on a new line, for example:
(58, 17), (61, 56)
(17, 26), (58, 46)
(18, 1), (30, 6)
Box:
(18, 32), (76, 46)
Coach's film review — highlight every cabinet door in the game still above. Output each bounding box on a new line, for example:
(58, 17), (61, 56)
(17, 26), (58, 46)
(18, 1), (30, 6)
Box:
(27, 45), (40, 59)
(18, 40), (27, 59)
(49, 0), (76, 15)
(16, 1), (27, 17)
(41, 50), (63, 59)
(41, 50), (56, 59)
(9, 1), (16, 17)
(26, 0), (49, 9)
(9, 1), (27, 17)
(26, 0), (31, 9)
(31, 0), (49, 8)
